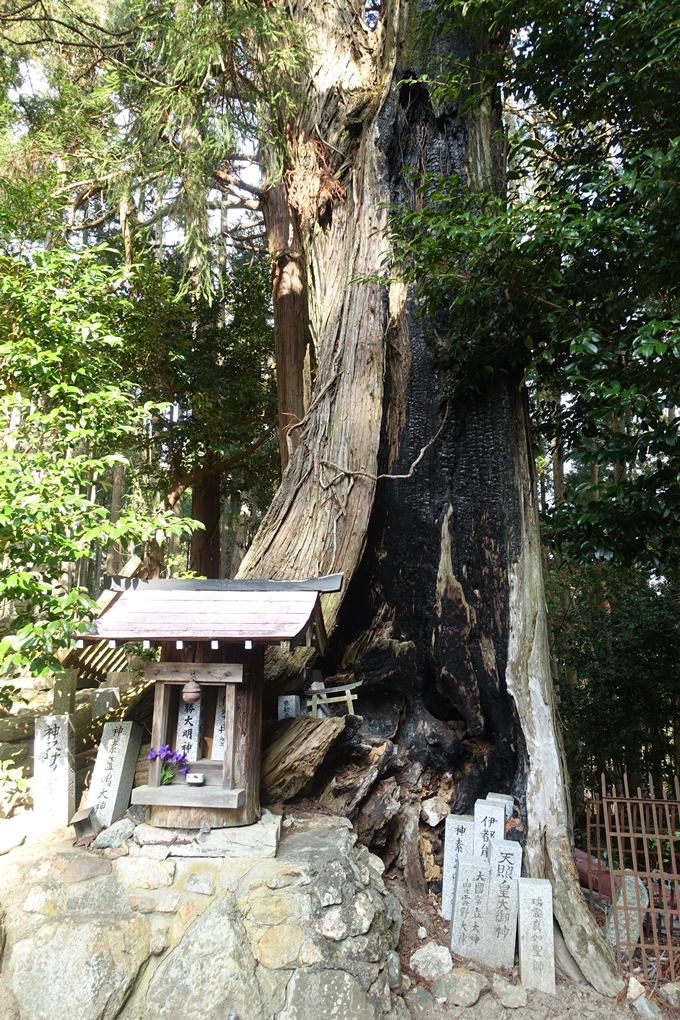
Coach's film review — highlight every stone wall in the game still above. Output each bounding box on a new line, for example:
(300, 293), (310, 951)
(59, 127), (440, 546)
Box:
(0, 814), (406, 1020)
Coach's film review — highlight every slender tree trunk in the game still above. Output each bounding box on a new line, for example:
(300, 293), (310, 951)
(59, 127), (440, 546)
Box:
(612, 412), (626, 484)
(106, 461), (125, 574)
(241, 0), (623, 995)
(190, 458), (221, 578)
(552, 399), (565, 508)
(230, 498), (254, 578)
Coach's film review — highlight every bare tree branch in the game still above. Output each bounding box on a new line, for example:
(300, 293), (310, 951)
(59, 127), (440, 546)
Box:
(164, 422), (277, 509)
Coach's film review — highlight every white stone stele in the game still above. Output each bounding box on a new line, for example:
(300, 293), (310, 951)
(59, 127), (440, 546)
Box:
(450, 853), (490, 964)
(480, 838), (523, 969)
(86, 721), (143, 828)
(212, 688), (226, 762)
(441, 814), (474, 921)
(52, 669), (77, 715)
(34, 714), (75, 829)
(518, 877), (556, 994)
(485, 792), (514, 821)
(176, 694), (203, 762)
(473, 798), (504, 861)
(278, 695), (302, 720)
(91, 687), (122, 720)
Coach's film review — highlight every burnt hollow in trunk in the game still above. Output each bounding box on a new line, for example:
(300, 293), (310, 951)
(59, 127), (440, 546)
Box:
(318, 76), (526, 812)
(241, 0), (622, 990)
(324, 384), (526, 810)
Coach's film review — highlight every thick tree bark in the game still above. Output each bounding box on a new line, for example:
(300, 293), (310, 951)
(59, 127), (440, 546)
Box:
(263, 181), (311, 474)
(240, 0), (623, 995)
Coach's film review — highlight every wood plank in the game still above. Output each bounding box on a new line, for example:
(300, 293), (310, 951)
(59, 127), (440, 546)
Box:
(147, 805), (246, 828)
(119, 588), (318, 600)
(95, 630), (304, 640)
(96, 611), (310, 624)
(92, 629), (307, 641)
(82, 588), (324, 644)
(109, 592), (318, 609)
(98, 607), (314, 616)
(92, 630), (304, 641)
(148, 681), (171, 787)
(100, 606), (313, 617)
(222, 683), (236, 789)
(124, 599), (315, 610)
(131, 785), (245, 809)
(107, 596), (306, 604)
(261, 716), (346, 802)
(94, 615), (305, 625)
(228, 645), (264, 826)
(114, 591), (320, 595)
(145, 663), (243, 684)
(115, 601), (313, 608)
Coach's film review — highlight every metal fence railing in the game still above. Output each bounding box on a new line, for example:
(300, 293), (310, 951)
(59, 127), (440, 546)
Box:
(585, 774), (680, 985)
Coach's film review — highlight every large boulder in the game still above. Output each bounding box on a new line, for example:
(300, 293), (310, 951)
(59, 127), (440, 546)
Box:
(7, 916), (151, 1020)
(279, 969), (377, 1019)
(144, 896), (263, 1020)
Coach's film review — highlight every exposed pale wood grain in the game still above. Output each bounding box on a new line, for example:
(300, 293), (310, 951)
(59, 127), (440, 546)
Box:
(505, 395), (624, 997)
(146, 805), (245, 829)
(236, 1), (398, 638)
(222, 683), (237, 789)
(148, 682), (171, 788)
(261, 715), (346, 802)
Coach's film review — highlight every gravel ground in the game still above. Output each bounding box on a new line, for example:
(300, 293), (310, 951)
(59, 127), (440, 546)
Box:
(400, 977), (638, 1019)
(388, 874), (658, 1020)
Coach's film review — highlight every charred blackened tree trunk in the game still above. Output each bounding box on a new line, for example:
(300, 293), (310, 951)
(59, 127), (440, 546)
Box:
(241, 0), (622, 995)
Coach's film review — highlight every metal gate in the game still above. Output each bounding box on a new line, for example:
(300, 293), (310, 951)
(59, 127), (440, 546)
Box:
(586, 774), (680, 983)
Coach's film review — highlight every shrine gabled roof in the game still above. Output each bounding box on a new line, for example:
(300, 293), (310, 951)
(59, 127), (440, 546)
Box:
(78, 574), (341, 644)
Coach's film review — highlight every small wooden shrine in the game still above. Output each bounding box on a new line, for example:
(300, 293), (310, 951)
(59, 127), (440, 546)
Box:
(77, 574), (340, 828)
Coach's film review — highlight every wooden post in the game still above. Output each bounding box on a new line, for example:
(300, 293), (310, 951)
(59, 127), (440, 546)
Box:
(149, 682), (171, 788)
(143, 647), (263, 827)
(230, 644), (264, 825)
(222, 683), (237, 789)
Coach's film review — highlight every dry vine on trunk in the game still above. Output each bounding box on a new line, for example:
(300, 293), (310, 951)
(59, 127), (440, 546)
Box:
(239, 0), (623, 996)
